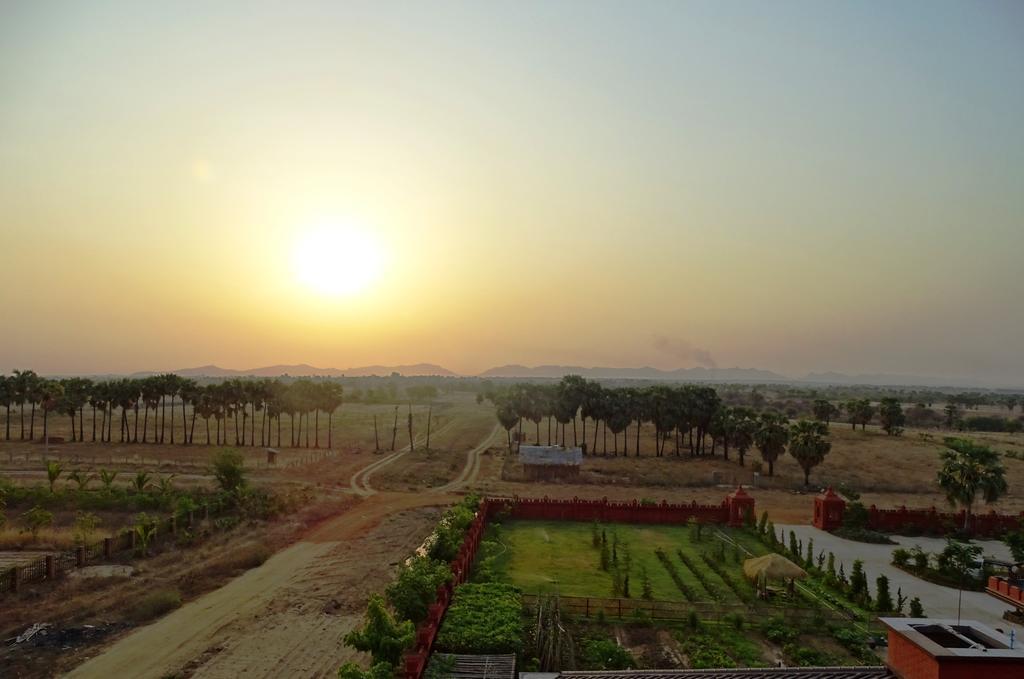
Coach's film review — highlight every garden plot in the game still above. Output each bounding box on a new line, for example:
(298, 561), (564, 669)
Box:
(481, 519), (763, 604)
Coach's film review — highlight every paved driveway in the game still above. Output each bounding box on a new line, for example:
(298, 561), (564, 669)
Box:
(778, 524), (1021, 634)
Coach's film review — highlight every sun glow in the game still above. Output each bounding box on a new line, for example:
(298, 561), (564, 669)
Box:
(292, 223), (383, 297)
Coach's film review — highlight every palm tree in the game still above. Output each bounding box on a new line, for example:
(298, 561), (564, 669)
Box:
(132, 471), (152, 494)
(754, 412), (789, 476)
(141, 376), (162, 443)
(937, 437), (1008, 530)
(788, 419), (832, 486)
(99, 469), (118, 492)
(578, 381), (604, 455)
(321, 382), (344, 449)
(39, 379), (64, 444)
(557, 375), (587, 447)
(495, 398), (519, 451)
(45, 460), (63, 493)
(68, 469), (95, 490)
(88, 387), (107, 443)
(17, 369), (42, 441)
(0, 375), (15, 440)
(729, 407), (758, 467)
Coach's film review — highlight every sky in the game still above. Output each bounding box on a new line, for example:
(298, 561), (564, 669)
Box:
(1, 1), (1022, 384)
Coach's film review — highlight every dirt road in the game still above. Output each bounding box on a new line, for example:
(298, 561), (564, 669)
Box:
(65, 423), (495, 679)
(349, 420), (458, 496)
(67, 497), (447, 679)
(433, 424), (499, 493)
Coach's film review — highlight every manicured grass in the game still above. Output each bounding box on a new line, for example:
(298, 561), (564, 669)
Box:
(483, 519), (769, 603)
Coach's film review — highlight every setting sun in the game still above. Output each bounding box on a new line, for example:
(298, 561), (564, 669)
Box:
(292, 223), (383, 297)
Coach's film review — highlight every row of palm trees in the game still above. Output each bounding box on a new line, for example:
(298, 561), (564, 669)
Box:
(0, 370), (344, 449)
(486, 376), (833, 484)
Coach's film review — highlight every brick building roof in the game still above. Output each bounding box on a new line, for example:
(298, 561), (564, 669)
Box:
(556, 668), (894, 679)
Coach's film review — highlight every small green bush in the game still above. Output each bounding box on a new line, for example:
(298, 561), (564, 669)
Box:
(580, 639), (634, 670)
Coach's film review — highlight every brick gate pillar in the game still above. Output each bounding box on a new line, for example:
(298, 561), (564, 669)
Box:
(813, 487), (846, 530)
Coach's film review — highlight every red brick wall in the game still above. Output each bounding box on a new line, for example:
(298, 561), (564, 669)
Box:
(867, 505), (1024, 537)
(888, 631), (940, 679)
(887, 629), (1024, 679)
(498, 495), (733, 524)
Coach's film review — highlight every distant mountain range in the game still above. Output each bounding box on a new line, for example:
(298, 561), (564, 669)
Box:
(110, 363), (1016, 389)
(130, 363), (458, 378)
(477, 364), (788, 382)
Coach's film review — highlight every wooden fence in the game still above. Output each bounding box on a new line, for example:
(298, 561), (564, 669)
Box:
(0, 502), (221, 595)
(520, 593), (852, 627)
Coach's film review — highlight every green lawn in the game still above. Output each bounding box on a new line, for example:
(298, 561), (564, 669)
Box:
(481, 519), (769, 603)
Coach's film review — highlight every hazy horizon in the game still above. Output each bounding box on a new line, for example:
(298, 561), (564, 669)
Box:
(3, 2), (1022, 383)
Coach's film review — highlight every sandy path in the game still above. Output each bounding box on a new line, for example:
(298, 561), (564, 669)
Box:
(66, 502), (445, 679)
(63, 425), (498, 679)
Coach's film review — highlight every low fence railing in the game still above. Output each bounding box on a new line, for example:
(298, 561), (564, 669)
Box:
(1, 502), (223, 595)
(520, 593), (853, 626)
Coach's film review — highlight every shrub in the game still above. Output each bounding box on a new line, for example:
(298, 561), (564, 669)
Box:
(338, 662), (394, 679)
(761, 615), (796, 644)
(129, 588), (182, 621)
(784, 643), (834, 666)
(910, 545), (929, 570)
(875, 575), (894, 612)
(20, 505), (54, 540)
(386, 556), (452, 623)
(344, 594), (415, 665)
(909, 597), (925, 617)
(891, 548), (910, 567)
(580, 639), (634, 670)
(680, 633), (734, 668)
(211, 449), (246, 493)
(429, 504), (476, 563)
(73, 511), (102, 545)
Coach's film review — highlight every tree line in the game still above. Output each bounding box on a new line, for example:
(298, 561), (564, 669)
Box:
(484, 376), (839, 485)
(0, 370), (343, 449)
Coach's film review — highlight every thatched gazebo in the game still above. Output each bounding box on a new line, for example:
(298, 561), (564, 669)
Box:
(743, 554), (807, 599)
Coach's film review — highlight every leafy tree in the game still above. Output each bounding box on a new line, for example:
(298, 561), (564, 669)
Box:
(343, 594), (415, 665)
(944, 403), (961, 429)
(878, 397), (905, 436)
(843, 399), (875, 430)
(788, 419), (832, 486)
(1004, 523), (1024, 562)
(936, 539), (982, 581)
(812, 399), (839, 425)
(937, 438), (1008, 529)
(754, 412), (789, 476)
(212, 449), (247, 492)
